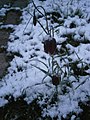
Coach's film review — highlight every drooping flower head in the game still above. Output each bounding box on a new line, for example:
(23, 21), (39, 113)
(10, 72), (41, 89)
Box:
(43, 35), (57, 55)
(52, 75), (60, 86)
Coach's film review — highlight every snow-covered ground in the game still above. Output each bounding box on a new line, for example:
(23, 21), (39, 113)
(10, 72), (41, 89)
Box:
(0, 0), (90, 119)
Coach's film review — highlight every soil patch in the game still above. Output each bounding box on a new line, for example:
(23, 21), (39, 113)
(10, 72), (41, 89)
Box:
(0, 0), (29, 9)
(3, 9), (22, 25)
(0, 28), (13, 78)
(0, 53), (9, 78)
(0, 28), (12, 47)
(0, 7), (22, 78)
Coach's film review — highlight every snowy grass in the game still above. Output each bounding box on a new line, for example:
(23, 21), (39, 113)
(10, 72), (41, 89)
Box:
(0, 0), (90, 119)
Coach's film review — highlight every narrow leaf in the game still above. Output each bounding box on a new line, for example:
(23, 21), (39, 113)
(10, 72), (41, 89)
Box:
(31, 64), (51, 77)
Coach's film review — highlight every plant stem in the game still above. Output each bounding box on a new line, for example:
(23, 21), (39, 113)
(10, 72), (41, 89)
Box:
(32, 0), (49, 34)
(26, 10), (48, 34)
(51, 55), (54, 75)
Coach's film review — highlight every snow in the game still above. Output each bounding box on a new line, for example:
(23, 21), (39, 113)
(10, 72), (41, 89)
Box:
(0, 0), (90, 119)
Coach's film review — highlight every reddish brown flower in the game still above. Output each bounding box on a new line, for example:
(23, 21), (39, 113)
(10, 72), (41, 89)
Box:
(43, 37), (57, 55)
(52, 75), (60, 86)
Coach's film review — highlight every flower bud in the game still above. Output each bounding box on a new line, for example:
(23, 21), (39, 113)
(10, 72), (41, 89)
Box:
(33, 10), (37, 26)
(52, 75), (60, 86)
